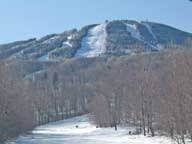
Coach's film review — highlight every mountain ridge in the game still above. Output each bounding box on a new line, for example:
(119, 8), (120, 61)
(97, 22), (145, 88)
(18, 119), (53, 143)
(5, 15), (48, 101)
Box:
(0, 20), (192, 61)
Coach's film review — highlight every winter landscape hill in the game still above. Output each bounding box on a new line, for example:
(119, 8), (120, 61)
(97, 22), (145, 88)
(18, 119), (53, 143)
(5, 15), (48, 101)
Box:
(1, 19), (192, 144)
(1, 0), (192, 144)
(0, 20), (192, 61)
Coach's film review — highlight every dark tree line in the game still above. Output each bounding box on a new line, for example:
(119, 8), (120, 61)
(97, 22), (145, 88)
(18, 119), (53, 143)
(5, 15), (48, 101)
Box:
(0, 62), (36, 140)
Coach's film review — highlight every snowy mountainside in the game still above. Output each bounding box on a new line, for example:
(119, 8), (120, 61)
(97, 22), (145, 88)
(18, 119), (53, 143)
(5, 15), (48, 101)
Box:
(75, 23), (107, 57)
(0, 20), (192, 61)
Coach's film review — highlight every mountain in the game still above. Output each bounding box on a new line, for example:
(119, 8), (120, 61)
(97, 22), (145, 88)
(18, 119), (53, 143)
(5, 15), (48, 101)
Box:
(0, 20), (192, 61)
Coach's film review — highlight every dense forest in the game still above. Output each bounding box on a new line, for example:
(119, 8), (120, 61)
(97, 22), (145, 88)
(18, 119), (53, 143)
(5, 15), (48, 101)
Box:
(1, 47), (192, 144)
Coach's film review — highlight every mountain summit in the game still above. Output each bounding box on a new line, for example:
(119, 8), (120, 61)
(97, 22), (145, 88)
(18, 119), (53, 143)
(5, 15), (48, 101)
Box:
(0, 20), (192, 61)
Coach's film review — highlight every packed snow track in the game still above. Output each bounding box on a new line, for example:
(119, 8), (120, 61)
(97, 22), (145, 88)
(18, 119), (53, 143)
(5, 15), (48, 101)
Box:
(5, 115), (174, 144)
(75, 23), (107, 57)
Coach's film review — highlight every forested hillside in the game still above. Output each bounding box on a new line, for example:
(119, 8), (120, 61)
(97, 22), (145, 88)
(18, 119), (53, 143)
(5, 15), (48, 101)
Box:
(1, 47), (192, 143)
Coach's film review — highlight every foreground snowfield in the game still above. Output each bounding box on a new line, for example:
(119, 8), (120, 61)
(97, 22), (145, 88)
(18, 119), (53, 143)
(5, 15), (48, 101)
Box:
(6, 115), (175, 144)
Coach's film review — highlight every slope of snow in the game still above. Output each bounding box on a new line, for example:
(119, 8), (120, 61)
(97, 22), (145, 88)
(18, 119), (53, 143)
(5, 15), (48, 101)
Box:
(125, 23), (143, 41)
(63, 35), (73, 47)
(142, 23), (157, 41)
(38, 39), (72, 61)
(63, 41), (72, 47)
(75, 23), (107, 57)
(6, 115), (177, 144)
(125, 22), (161, 51)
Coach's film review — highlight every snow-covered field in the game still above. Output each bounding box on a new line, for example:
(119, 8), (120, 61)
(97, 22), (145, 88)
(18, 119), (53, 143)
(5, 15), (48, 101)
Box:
(4, 115), (178, 144)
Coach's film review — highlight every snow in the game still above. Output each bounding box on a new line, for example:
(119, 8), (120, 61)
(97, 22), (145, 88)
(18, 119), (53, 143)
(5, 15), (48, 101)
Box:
(67, 36), (72, 40)
(125, 23), (143, 41)
(125, 22), (162, 51)
(42, 35), (60, 44)
(75, 23), (107, 58)
(62, 41), (72, 47)
(38, 40), (71, 61)
(7, 42), (35, 60)
(156, 44), (164, 51)
(6, 115), (176, 144)
(63, 34), (73, 47)
(38, 54), (49, 61)
(142, 23), (157, 41)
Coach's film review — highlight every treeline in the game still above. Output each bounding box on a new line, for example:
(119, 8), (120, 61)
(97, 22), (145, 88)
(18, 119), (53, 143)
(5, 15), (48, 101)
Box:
(86, 49), (192, 144)
(0, 62), (36, 140)
(0, 61), (88, 140)
(34, 48), (192, 144)
(1, 48), (192, 144)
(31, 70), (89, 125)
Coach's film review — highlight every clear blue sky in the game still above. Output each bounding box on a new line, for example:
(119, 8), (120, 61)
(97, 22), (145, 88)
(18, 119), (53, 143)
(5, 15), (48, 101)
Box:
(0, 0), (191, 44)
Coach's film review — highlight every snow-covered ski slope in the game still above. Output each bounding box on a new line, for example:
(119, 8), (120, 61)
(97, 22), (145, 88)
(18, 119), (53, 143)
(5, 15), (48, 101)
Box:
(75, 23), (107, 57)
(5, 115), (179, 144)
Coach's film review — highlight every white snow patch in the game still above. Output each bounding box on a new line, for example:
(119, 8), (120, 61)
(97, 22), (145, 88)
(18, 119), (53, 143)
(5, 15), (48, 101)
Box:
(50, 36), (60, 40)
(62, 41), (72, 47)
(6, 115), (178, 144)
(142, 23), (157, 40)
(75, 23), (107, 57)
(125, 23), (143, 41)
(125, 22), (162, 51)
(67, 36), (72, 40)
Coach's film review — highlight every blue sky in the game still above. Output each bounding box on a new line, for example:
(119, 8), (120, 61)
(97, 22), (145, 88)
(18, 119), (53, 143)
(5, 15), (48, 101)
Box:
(0, 0), (191, 44)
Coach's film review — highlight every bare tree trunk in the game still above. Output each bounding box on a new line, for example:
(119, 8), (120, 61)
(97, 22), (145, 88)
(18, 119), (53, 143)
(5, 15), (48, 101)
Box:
(181, 131), (185, 144)
(141, 103), (146, 136)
